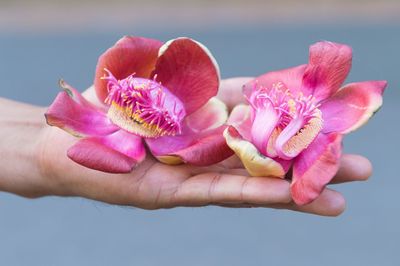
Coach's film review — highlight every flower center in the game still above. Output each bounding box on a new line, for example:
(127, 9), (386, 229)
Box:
(248, 82), (323, 159)
(102, 69), (186, 138)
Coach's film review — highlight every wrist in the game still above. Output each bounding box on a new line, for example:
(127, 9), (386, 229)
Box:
(36, 126), (81, 197)
(0, 98), (51, 197)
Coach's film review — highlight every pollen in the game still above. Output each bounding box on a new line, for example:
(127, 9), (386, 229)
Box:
(280, 110), (323, 158)
(248, 81), (324, 159)
(102, 69), (185, 138)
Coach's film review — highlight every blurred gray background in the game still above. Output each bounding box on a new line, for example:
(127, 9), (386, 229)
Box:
(0, 0), (399, 265)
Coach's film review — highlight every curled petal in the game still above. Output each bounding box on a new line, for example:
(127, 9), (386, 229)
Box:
(67, 130), (146, 173)
(95, 129), (146, 161)
(152, 37), (220, 115)
(94, 36), (163, 103)
(58, 79), (95, 108)
(45, 90), (118, 137)
(251, 106), (280, 156)
(146, 126), (233, 166)
(302, 41), (352, 101)
(185, 97), (228, 132)
(243, 65), (307, 98)
(227, 104), (252, 141)
(223, 126), (287, 177)
(320, 80), (387, 134)
(291, 133), (342, 205)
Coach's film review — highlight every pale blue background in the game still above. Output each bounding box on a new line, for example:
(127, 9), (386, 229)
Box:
(0, 25), (399, 265)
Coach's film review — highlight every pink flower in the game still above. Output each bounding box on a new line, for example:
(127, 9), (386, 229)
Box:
(225, 41), (386, 205)
(46, 36), (233, 173)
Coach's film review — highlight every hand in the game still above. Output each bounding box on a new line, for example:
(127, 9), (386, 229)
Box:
(0, 78), (372, 216)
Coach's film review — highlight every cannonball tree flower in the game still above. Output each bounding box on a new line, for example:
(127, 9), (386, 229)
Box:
(224, 41), (386, 205)
(45, 36), (233, 173)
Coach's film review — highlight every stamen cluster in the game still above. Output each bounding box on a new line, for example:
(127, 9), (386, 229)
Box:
(248, 82), (324, 159)
(249, 82), (322, 131)
(103, 69), (184, 136)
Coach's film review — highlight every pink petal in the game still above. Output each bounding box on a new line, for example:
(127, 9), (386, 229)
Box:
(243, 64), (307, 98)
(185, 97), (228, 132)
(58, 79), (94, 108)
(67, 130), (146, 173)
(226, 105), (293, 167)
(45, 90), (119, 137)
(146, 125), (233, 166)
(291, 133), (343, 205)
(58, 79), (109, 113)
(251, 106), (280, 156)
(96, 129), (146, 161)
(94, 36), (163, 103)
(227, 104), (252, 141)
(152, 38), (220, 115)
(302, 41), (352, 101)
(320, 80), (387, 134)
(223, 126), (290, 177)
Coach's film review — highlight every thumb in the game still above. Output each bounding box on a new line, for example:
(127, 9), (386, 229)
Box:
(217, 77), (253, 110)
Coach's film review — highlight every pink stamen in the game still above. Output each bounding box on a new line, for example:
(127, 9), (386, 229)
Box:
(248, 81), (323, 158)
(103, 69), (185, 137)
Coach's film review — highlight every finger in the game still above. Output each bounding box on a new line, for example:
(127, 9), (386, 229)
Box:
(214, 188), (346, 217)
(223, 168), (250, 176)
(217, 155), (244, 169)
(218, 153), (372, 182)
(330, 154), (372, 184)
(217, 77), (253, 110)
(171, 173), (291, 207)
(269, 188), (346, 216)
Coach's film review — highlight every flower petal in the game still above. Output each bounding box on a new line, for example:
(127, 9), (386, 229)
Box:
(67, 130), (146, 173)
(223, 126), (287, 177)
(243, 64), (307, 98)
(302, 41), (352, 101)
(94, 36), (163, 103)
(251, 106), (280, 156)
(45, 90), (119, 137)
(185, 97), (228, 132)
(58, 79), (95, 108)
(320, 81), (387, 134)
(146, 125), (233, 166)
(227, 104), (252, 141)
(152, 37), (220, 115)
(291, 133), (342, 205)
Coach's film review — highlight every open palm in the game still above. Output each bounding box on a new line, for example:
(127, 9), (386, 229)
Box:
(39, 78), (372, 216)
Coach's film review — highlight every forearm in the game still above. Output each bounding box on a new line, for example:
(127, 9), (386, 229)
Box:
(0, 98), (48, 197)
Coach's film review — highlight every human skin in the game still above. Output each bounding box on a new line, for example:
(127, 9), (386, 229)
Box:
(0, 77), (371, 216)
